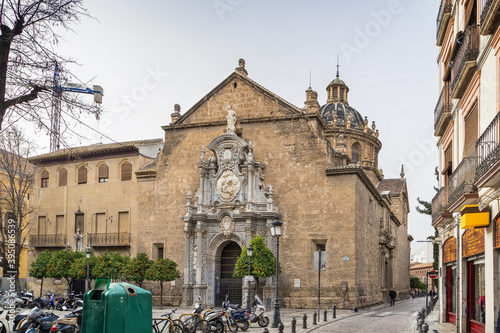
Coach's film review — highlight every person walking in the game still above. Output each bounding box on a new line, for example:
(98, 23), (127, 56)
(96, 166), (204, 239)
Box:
(389, 288), (397, 306)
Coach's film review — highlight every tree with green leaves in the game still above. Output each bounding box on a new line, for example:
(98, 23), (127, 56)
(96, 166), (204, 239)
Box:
(124, 252), (152, 288)
(233, 236), (280, 297)
(145, 258), (180, 309)
(93, 250), (129, 281)
(28, 250), (52, 296)
(47, 249), (85, 292)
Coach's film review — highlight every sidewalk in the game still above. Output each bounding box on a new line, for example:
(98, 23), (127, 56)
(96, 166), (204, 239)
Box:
(407, 302), (456, 333)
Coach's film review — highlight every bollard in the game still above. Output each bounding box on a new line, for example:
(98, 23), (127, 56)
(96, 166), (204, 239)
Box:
(278, 322), (284, 333)
(291, 317), (296, 333)
(417, 318), (424, 333)
(263, 328), (269, 333)
(333, 305), (337, 319)
(421, 308), (426, 318)
(421, 323), (429, 333)
(313, 311), (317, 325)
(302, 314), (307, 329)
(323, 308), (327, 322)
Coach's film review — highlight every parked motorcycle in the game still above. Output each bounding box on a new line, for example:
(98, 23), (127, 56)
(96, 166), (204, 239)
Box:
(204, 297), (238, 333)
(50, 307), (83, 333)
(248, 296), (269, 327)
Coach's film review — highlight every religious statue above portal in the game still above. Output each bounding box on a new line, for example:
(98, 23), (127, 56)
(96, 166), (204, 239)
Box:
(225, 105), (237, 132)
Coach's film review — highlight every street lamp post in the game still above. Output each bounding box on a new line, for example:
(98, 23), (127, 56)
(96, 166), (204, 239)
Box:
(270, 218), (282, 328)
(246, 245), (253, 313)
(85, 247), (91, 292)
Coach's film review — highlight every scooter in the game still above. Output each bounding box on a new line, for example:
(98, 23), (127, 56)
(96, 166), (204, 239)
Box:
(248, 296), (269, 327)
(224, 303), (250, 331)
(50, 307), (82, 333)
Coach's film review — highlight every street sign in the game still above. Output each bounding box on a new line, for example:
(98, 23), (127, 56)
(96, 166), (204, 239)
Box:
(428, 270), (438, 279)
(244, 275), (254, 283)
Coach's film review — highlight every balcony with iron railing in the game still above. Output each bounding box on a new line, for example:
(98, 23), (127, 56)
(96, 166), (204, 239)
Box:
(30, 234), (67, 248)
(436, 0), (453, 45)
(434, 83), (452, 136)
(432, 186), (452, 227)
(88, 232), (131, 247)
(447, 157), (477, 211)
(450, 25), (479, 98)
(475, 112), (500, 187)
(479, 0), (500, 35)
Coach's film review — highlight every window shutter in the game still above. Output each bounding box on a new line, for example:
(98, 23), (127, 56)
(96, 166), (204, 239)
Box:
(58, 168), (67, 186)
(99, 164), (109, 179)
(41, 170), (49, 179)
(78, 167), (87, 184)
(121, 163), (132, 181)
(464, 105), (478, 158)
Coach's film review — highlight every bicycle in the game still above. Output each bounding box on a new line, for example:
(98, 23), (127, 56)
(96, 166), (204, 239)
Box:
(153, 309), (185, 333)
(178, 312), (211, 333)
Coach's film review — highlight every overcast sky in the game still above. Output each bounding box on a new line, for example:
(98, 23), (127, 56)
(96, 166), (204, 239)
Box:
(29, 0), (439, 255)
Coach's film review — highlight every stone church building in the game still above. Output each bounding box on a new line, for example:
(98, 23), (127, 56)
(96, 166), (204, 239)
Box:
(29, 59), (411, 309)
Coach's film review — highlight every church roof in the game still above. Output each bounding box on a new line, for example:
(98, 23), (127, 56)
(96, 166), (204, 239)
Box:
(319, 102), (365, 128)
(378, 178), (406, 195)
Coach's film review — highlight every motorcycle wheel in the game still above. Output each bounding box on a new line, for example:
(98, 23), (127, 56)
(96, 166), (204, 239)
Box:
(212, 320), (224, 333)
(236, 321), (249, 331)
(56, 304), (62, 310)
(193, 319), (210, 333)
(257, 316), (269, 328)
(227, 317), (238, 333)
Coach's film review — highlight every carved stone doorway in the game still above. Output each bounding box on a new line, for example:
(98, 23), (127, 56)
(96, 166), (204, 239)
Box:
(216, 241), (242, 306)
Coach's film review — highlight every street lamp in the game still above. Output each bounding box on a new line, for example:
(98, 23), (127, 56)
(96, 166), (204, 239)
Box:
(270, 218), (282, 328)
(85, 247), (91, 292)
(246, 245), (253, 313)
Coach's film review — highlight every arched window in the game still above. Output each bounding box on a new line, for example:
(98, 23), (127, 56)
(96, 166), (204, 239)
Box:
(58, 168), (67, 186)
(98, 164), (109, 183)
(40, 170), (49, 188)
(78, 166), (87, 184)
(352, 142), (361, 163)
(121, 162), (132, 181)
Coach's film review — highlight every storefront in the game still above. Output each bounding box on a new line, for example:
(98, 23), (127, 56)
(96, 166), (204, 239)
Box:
(462, 228), (485, 333)
(443, 237), (457, 324)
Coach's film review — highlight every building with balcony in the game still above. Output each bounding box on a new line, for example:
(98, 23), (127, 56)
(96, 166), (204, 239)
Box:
(27, 139), (163, 293)
(432, 1), (500, 332)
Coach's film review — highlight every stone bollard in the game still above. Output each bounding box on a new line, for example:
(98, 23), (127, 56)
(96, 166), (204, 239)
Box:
(417, 318), (424, 333)
(323, 309), (327, 322)
(278, 322), (284, 333)
(421, 323), (429, 333)
(302, 314), (307, 329)
(291, 317), (296, 333)
(313, 311), (317, 325)
(333, 305), (337, 319)
(421, 308), (426, 319)
(263, 328), (269, 333)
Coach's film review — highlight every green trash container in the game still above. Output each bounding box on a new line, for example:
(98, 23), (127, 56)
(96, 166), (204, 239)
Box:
(82, 278), (152, 333)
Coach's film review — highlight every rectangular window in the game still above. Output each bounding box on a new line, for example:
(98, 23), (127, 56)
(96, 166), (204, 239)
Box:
(464, 105), (478, 158)
(333, 88), (338, 99)
(158, 247), (164, 259)
(95, 213), (106, 234)
(153, 243), (164, 260)
(38, 216), (47, 235)
(118, 212), (129, 233)
(56, 215), (64, 235)
(75, 213), (84, 234)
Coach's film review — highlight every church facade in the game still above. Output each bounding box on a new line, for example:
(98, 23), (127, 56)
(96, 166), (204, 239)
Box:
(28, 59), (411, 309)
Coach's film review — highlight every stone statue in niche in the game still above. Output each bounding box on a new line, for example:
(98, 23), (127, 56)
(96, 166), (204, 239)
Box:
(74, 228), (83, 251)
(216, 170), (241, 201)
(225, 105), (237, 132)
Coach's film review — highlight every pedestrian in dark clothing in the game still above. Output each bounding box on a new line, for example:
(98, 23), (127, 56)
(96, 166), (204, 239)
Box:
(496, 306), (500, 333)
(389, 288), (397, 306)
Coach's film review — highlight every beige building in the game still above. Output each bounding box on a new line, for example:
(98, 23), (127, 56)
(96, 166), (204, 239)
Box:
(28, 139), (163, 292)
(28, 60), (411, 309)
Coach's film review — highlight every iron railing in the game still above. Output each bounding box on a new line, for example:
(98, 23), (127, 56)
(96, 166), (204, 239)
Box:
(448, 157), (477, 206)
(432, 186), (449, 222)
(88, 232), (131, 246)
(450, 25), (479, 94)
(434, 83), (452, 132)
(476, 112), (500, 180)
(437, 0), (453, 39)
(30, 234), (67, 248)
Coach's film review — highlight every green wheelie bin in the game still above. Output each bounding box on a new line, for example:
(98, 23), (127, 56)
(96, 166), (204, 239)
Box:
(82, 278), (152, 333)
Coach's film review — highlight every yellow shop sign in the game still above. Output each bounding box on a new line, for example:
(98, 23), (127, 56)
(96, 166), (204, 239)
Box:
(461, 204), (490, 229)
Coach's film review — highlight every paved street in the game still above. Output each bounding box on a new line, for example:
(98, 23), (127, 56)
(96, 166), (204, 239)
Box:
(304, 297), (431, 333)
